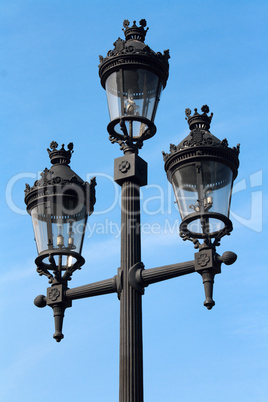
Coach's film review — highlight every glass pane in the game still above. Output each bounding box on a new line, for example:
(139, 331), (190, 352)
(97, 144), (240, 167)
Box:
(105, 68), (163, 138)
(31, 210), (49, 253)
(171, 161), (233, 236)
(31, 197), (87, 257)
(171, 164), (198, 219)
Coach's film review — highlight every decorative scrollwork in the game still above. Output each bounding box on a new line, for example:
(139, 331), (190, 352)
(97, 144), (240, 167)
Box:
(36, 265), (53, 284)
(109, 134), (144, 153)
(181, 234), (200, 249)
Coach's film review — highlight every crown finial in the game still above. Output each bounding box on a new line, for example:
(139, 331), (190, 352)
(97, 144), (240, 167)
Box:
(47, 142), (74, 165)
(185, 105), (213, 131)
(122, 19), (149, 42)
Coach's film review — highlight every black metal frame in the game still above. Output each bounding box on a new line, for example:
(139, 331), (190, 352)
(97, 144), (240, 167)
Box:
(35, 250), (85, 284)
(180, 211), (233, 239)
(32, 147), (238, 400)
(26, 21), (240, 402)
(107, 115), (156, 142)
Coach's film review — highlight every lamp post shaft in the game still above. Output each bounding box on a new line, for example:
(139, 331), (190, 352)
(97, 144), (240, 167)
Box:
(119, 179), (143, 402)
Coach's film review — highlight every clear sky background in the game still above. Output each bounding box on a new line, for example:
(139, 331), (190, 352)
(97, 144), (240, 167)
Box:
(1, 1), (267, 401)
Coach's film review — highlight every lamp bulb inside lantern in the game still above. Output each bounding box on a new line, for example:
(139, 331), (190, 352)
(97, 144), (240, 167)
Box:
(57, 225), (64, 247)
(68, 232), (75, 248)
(204, 189), (213, 211)
(57, 234), (64, 247)
(125, 89), (139, 116)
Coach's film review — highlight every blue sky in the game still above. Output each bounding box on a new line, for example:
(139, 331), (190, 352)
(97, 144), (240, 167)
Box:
(1, 1), (267, 401)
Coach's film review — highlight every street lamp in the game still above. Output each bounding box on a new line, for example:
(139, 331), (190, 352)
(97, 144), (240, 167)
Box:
(25, 141), (96, 341)
(25, 20), (240, 402)
(163, 105), (239, 243)
(163, 105), (239, 309)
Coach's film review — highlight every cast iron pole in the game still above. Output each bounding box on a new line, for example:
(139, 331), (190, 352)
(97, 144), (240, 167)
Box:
(119, 178), (143, 402)
(114, 148), (146, 402)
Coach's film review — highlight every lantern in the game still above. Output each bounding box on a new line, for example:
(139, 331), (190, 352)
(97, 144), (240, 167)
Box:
(163, 106), (240, 242)
(99, 19), (169, 148)
(25, 142), (96, 283)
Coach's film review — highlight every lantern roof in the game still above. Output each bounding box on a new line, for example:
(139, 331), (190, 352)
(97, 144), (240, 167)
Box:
(99, 19), (170, 89)
(163, 106), (240, 179)
(24, 142), (96, 214)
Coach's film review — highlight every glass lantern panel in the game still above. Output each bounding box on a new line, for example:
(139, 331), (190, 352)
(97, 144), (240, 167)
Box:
(31, 197), (87, 257)
(171, 161), (233, 234)
(105, 68), (163, 137)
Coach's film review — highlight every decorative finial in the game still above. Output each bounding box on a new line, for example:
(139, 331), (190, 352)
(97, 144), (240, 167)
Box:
(50, 141), (58, 150)
(47, 142), (74, 165)
(122, 19), (149, 42)
(185, 105), (213, 131)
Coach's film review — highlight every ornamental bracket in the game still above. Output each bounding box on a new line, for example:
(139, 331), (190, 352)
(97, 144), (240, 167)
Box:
(129, 262), (146, 294)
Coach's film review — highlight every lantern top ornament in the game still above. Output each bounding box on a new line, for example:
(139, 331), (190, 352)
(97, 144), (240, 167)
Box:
(122, 19), (149, 42)
(185, 105), (213, 131)
(47, 141), (74, 166)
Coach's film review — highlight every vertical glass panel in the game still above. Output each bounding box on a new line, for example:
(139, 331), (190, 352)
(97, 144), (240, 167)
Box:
(171, 164), (198, 219)
(171, 161), (233, 235)
(31, 197), (87, 257)
(105, 69), (163, 138)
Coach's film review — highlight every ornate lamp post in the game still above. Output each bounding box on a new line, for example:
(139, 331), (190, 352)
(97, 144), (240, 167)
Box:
(25, 20), (240, 402)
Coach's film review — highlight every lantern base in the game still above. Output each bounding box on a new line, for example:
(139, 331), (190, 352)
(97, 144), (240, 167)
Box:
(108, 116), (156, 151)
(35, 250), (85, 284)
(180, 212), (233, 241)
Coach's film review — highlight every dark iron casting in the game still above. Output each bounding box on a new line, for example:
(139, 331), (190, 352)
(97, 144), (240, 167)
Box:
(26, 19), (241, 402)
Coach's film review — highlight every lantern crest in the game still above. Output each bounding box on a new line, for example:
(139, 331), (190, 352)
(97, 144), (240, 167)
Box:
(47, 141), (73, 165)
(122, 19), (149, 42)
(185, 105), (213, 131)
